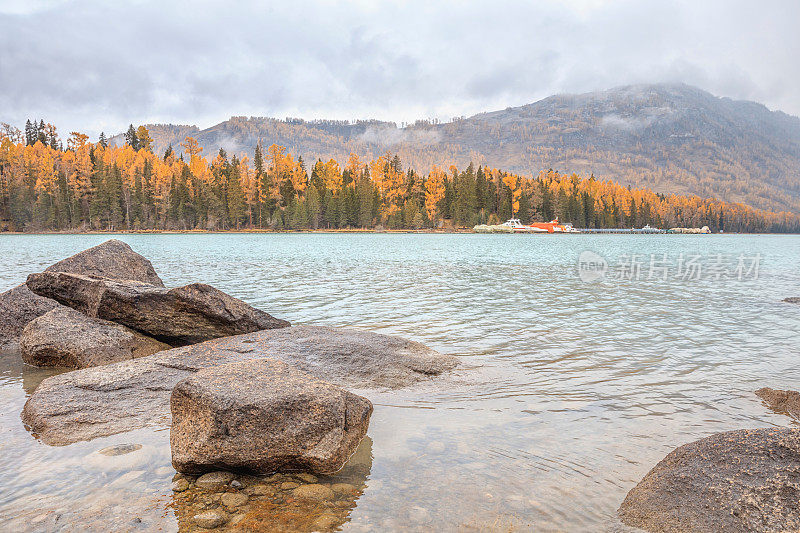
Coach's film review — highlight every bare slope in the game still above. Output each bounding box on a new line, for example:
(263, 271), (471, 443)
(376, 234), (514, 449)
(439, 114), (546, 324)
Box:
(117, 84), (800, 213)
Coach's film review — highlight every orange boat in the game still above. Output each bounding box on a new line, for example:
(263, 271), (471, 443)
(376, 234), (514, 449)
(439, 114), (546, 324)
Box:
(501, 217), (578, 233)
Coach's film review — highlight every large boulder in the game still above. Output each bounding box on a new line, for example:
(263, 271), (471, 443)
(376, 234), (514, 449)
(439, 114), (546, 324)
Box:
(618, 428), (800, 532)
(756, 387), (800, 419)
(44, 239), (164, 286)
(26, 272), (290, 346)
(22, 326), (457, 445)
(0, 284), (59, 349)
(20, 306), (169, 369)
(0, 239), (164, 348)
(171, 359), (372, 475)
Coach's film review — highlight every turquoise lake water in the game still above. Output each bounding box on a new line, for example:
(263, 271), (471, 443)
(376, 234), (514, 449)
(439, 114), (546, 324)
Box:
(1, 233), (799, 531)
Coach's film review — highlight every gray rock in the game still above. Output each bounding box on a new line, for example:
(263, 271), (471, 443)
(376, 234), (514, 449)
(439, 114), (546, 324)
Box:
(45, 239), (164, 286)
(171, 359), (372, 475)
(618, 428), (800, 532)
(0, 284), (59, 349)
(26, 272), (289, 346)
(20, 306), (169, 368)
(756, 387), (800, 419)
(0, 239), (163, 348)
(195, 471), (235, 490)
(22, 326), (456, 446)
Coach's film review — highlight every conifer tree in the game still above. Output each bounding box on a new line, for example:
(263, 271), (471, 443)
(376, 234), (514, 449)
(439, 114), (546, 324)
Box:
(125, 124), (139, 150)
(25, 120), (37, 146)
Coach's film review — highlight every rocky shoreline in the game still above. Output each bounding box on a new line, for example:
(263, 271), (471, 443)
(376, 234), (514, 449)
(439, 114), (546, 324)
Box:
(5, 239), (800, 532)
(613, 298), (800, 533)
(617, 385), (800, 533)
(2, 239), (458, 525)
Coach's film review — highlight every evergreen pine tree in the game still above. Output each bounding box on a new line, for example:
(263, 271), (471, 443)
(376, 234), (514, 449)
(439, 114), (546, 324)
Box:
(25, 120), (36, 146)
(125, 125), (139, 150)
(37, 120), (47, 144)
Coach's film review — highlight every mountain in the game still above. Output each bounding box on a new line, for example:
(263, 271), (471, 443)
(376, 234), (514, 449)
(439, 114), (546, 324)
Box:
(118, 84), (800, 213)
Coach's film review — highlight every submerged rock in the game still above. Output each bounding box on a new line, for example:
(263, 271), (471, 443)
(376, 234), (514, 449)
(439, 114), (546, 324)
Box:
(171, 359), (372, 475)
(26, 272), (290, 346)
(220, 492), (249, 509)
(0, 239), (163, 348)
(193, 510), (227, 529)
(20, 306), (169, 368)
(618, 428), (800, 532)
(172, 478), (190, 492)
(292, 484), (336, 501)
(97, 444), (143, 456)
(22, 326), (456, 445)
(195, 471), (235, 490)
(783, 297), (800, 304)
(756, 387), (800, 419)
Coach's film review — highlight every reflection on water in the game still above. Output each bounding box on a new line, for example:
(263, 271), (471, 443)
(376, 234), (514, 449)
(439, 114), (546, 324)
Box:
(1, 233), (800, 531)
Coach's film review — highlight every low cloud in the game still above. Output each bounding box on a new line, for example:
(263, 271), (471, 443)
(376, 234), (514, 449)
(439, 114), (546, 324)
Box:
(359, 126), (442, 147)
(1, 0), (798, 138)
(600, 114), (651, 131)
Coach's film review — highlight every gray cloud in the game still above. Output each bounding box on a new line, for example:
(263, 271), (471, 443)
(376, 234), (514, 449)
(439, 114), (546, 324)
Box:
(1, 0), (799, 138)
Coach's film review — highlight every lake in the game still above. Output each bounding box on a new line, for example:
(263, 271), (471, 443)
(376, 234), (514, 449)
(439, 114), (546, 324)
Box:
(1, 233), (798, 531)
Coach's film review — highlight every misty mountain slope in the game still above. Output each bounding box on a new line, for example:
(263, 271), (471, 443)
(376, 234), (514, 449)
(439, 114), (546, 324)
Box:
(123, 83), (800, 214)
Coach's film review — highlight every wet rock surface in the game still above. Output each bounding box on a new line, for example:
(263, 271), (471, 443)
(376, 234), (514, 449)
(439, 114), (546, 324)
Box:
(783, 297), (800, 304)
(756, 387), (800, 419)
(20, 306), (169, 368)
(618, 427), (800, 532)
(171, 359), (372, 475)
(0, 239), (163, 348)
(26, 272), (290, 346)
(22, 326), (456, 445)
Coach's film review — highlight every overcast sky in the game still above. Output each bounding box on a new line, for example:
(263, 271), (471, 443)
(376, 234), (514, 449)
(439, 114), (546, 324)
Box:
(1, 0), (799, 138)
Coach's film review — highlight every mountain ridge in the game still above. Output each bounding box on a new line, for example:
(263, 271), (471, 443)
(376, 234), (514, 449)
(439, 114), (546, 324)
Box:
(114, 83), (800, 214)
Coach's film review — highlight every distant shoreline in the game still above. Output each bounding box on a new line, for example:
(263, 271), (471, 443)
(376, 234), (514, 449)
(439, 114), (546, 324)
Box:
(0, 229), (795, 236)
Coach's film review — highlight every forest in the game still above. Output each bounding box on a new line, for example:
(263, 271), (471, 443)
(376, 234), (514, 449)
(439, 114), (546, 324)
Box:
(1, 121), (798, 233)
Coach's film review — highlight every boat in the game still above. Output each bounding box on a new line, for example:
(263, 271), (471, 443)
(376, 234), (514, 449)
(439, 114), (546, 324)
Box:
(500, 218), (548, 233)
(499, 217), (578, 233)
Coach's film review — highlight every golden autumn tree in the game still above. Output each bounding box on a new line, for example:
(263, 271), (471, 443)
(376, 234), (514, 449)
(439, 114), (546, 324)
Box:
(502, 173), (521, 216)
(425, 165), (446, 225)
(136, 126), (153, 152)
(321, 159), (342, 192)
(345, 153), (363, 180)
(1, 120), (798, 233)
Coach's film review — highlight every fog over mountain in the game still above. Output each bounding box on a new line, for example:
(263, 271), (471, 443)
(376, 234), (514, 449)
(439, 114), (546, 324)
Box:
(3, 1), (800, 136)
(121, 84), (800, 214)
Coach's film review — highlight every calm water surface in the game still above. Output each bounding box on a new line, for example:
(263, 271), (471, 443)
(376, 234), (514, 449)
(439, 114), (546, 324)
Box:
(1, 233), (799, 531)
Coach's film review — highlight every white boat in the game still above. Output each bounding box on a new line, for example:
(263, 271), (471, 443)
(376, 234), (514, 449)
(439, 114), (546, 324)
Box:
(500, 218), (548, 233)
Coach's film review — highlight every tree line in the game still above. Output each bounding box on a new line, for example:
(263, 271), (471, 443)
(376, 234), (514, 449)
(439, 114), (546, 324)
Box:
(1, 121), (798, 233)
